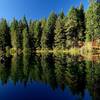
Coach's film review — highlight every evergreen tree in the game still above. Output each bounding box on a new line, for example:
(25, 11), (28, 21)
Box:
(23, 28), (30, 52)
(19, 16), (28, 48)
(29, 20), (35, 50)
(77, 4), (85, 41)
(17, 20), (23, 49)
(54, 11), (66, 49)
(64, 7), (78, 48)
(18, 16), (28, 49)
(21, 16), (28, 30)
(41, 24), (47, 50)
(58, 11), (65, 19)
(0, 19), (11, 50)
(34, 20), (42, 50)
(85, 3), (100, 42)
(10, 18), (19, 49)
(40, 18), (47, 49)
(41, 12), (57, 50)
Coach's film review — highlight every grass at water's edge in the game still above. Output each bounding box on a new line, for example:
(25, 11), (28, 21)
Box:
(36, 48), (80, 55)
(0, 46), (97, 56)
(1, 46), (100, 61)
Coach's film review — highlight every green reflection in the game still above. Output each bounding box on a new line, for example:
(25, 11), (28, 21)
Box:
(0, 53), (100, 99)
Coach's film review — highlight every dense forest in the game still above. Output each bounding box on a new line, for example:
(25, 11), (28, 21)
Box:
(0, 2), (100, 53)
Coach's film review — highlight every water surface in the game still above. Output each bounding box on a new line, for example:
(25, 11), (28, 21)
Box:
(0, 53), (99, 100)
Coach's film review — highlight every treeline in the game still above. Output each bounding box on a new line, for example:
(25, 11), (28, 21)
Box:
(0, 2), (100, 52)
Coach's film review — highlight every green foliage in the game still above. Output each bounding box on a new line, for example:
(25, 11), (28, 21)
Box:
(85, 3), (100, 41)
(10, 18), (19, 49)
(10, 48), (17, 55)
(41, 12), (57, 50)
(21, 16), (28, 30)
(40, 18), (47, 50)
(77, 4), (85, 41)
(34, 21), (42, 50)
(18, 16), (28, 49)
(0, 19), (11, 50)
(64, 7), (78, 48)
(29, 20), (35, 50)
(86, 33), (91, 42)
(23, 28), (30, 52)
(54, 12), (66, 50)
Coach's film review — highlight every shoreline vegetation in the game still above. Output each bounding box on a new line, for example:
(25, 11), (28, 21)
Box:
(1, 47), (100, 62)
(0, 46), (98, 55)
(0, 2), (100, 56)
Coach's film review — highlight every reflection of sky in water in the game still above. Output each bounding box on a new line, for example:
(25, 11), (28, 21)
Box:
(0, 80), (92, 100)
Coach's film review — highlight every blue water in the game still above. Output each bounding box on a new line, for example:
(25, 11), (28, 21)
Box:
(0, 80), (92, 100)
(0, 53), (99, 100)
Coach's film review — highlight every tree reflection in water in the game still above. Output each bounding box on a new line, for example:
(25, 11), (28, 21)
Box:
(0, 53), (100, 100)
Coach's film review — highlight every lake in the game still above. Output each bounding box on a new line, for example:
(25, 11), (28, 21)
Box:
(0, 53), (100, 100)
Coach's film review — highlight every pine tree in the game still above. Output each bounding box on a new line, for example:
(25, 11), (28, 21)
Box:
(41, 24), (48, 50)
(77, 4), (85, 41)
(21, 16), (28, 30)
(29, 20), (35, 50)
(23, 28), (30, 52)
(0, 19), (11, 50)
(17, 20), (23, 49)
(10, 18), (19, 49)
(34, 21), (42, 50)
(85, 3), (100, 42)
(64, 7), (78, 48)
(58, 11), (65, 19)
(41, 18), (47, 50)
(54, 12), (66, 50)
(17, 17), (28, 49)
(41, 12), (57, 50)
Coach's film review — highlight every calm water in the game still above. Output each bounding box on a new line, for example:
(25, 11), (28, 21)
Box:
(0, 53), (100, 100)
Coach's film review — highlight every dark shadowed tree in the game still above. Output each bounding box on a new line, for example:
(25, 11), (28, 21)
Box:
(41, 12), (57, 50)
(0, 19), (11, 50)
(77, 4), (85, 41)
(34, 20), (42, 50)
(29, 20), (35, 50)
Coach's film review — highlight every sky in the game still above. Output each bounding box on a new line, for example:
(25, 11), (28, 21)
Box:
(0, 0), (89, 21)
